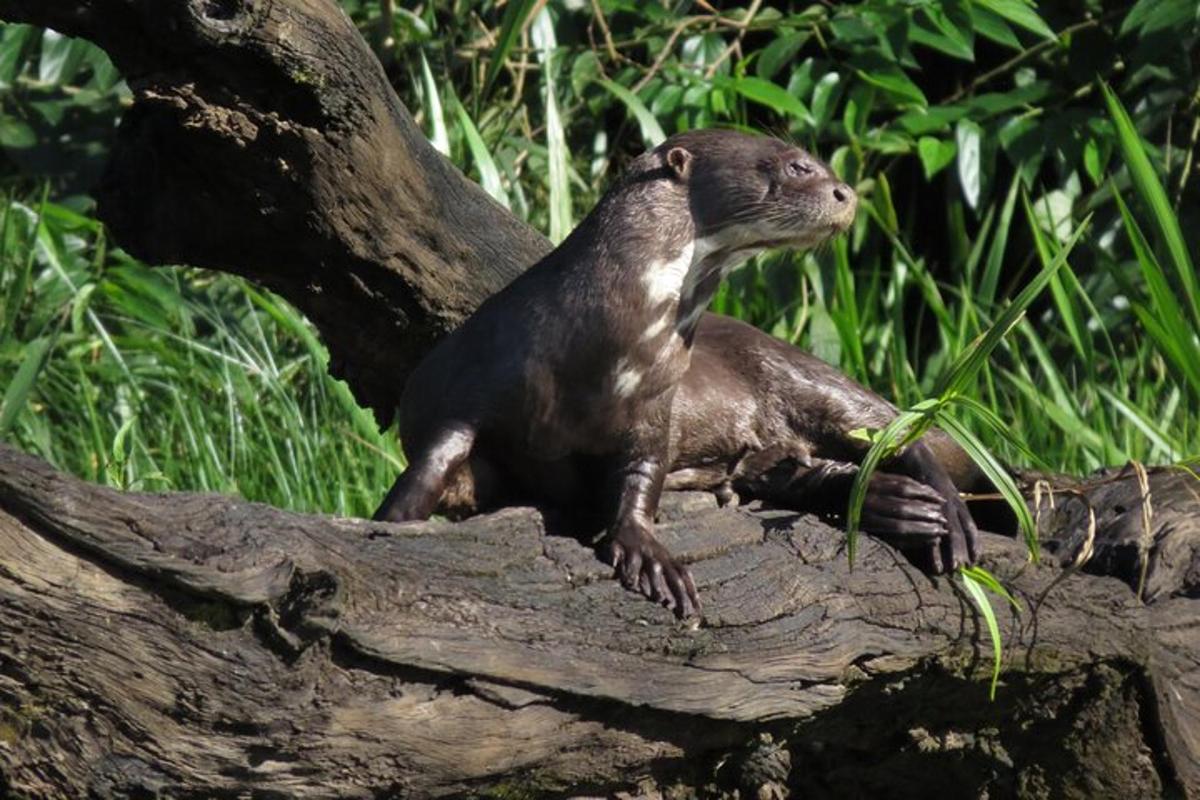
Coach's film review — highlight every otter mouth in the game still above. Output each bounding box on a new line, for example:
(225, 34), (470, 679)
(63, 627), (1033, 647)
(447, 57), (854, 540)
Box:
(773, 222), (852, 251)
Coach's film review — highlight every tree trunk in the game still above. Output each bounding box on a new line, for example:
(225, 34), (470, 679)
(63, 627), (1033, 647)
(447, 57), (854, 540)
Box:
(0, 1), (1197, 797)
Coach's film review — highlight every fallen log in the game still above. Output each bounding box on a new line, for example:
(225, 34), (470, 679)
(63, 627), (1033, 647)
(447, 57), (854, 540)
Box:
(0, 444), (1197, 797)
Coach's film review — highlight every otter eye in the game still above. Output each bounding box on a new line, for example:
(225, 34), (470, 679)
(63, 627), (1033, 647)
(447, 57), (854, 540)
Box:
(786, 160), (813, 177)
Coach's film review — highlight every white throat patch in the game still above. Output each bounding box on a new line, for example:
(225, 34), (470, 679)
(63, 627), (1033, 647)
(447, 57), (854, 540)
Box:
(641, 240), (695, 305)
(639, 236), (729, 306)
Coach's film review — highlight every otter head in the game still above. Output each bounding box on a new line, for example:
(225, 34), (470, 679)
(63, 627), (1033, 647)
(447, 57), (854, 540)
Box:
(647, 130), (857, 335)
(658, 129), (856, 253)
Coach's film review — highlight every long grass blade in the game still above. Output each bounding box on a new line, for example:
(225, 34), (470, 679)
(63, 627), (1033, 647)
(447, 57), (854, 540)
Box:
(1101, 82), (1200, 332)
(960, 568), (1004, 701)
(934, 207), (1091, 399)
(480, 0), (541, 103)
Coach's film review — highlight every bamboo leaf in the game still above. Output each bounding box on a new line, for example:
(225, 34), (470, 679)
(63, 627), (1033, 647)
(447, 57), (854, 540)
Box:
(418, 52), (450, 156)
(453, 99), (509, 207)
(0, 334), (54, 436)
(976, 0), (1057, 41)
(594, 79), (666, 147)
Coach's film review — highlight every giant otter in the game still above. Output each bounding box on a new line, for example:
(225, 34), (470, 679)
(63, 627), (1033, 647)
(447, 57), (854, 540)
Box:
(375, 129), (979, 615)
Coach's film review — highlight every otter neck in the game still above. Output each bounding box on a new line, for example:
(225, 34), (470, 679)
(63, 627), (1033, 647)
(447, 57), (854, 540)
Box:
(638, 234), (760, 341)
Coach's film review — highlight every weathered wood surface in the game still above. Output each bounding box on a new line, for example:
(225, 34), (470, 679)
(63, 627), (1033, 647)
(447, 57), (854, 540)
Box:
(1, 444), (1198, 797)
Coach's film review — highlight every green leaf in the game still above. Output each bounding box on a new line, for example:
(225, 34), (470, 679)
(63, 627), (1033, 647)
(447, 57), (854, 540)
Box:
(568, 50), (600, 96)
(453, 99), (508, 208)
(0, 334), (55, 436)
(979, 176), (1021, 307)
(531, 9), (572, 243)
(852, 53), (928, 109)
(38, 29), (86, 84)
(1082, 137), (1103, 185)
(723, 76), (813, 126)
(1120, 0), (1195, 36)
(874, 171), (900, 235)
(0, 116), (36, 149)
(961, 565), (1021, 611)
(915, 0), (976, 61)
(811, 72), (841, 130)
(917, 136), (957, 179)
(1031, 189), (1074, 243)
(595, 79), (666, 147)
(757, 32), (808, 80)
(846, 403), (941, 561)
(970, 5), (1023, 49)
(0, 24), (37, 88)
(80, 41), (121, 91)
(960, 568), (1005, 701)
(1110, 188), (1200, 396)
(70, 283), (97, 333)
(418, 52), (450, 156)
(976, 0), (1057, 41)
(650, 83), (684, 117)
(910, 24), (973, 61)
(997, 114), (1044, 186)
(956, 119), (982, 209)
(896, 104), (969, 136)
(938, 409), (1037, 555)
(964, 81), (1052, 116)
(111, 414), (136, 463)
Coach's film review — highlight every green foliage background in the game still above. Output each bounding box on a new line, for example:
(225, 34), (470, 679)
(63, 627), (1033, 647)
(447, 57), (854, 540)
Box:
(0, 0), (1197, 517)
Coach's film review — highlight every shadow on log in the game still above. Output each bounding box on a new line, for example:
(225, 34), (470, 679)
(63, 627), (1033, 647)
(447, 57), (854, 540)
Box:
(0, 0), (1198, 797)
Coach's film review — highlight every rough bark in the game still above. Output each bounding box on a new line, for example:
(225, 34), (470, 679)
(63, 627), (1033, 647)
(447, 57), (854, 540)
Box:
(0, 0), (1198, 797)
(1, 444), (1197, 798)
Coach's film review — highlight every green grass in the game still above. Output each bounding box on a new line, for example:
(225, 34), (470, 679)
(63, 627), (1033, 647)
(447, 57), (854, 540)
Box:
(0, 194), (400, 517)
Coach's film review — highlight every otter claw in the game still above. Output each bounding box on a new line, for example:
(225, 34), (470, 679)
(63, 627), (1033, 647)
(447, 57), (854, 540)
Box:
(604, 526), (700, 618)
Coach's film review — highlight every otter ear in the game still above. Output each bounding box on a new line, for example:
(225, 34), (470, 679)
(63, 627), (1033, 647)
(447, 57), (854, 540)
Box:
(665, 146), (693, 180)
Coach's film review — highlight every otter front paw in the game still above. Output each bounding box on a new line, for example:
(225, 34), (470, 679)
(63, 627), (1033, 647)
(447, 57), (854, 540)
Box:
(861, 471), (952, 543)
(861, 471), (978, 575)
(888, 442), (981, 574)
(604, 522), (700, 618)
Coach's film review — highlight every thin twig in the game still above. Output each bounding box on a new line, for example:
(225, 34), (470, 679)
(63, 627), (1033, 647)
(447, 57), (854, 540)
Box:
(1174, 97), (1200, 210)
(705, 0), (764, 79)
(589, 0), (624, 69)
(630, 18), (701, 94)
(510, 25), (530, 108)
(1132, 460), (1154, 603)
(941, 16), (1108, 105)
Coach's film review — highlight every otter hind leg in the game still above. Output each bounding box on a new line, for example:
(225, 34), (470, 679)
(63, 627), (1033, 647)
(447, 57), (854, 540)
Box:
(372, 424), (477, 522)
